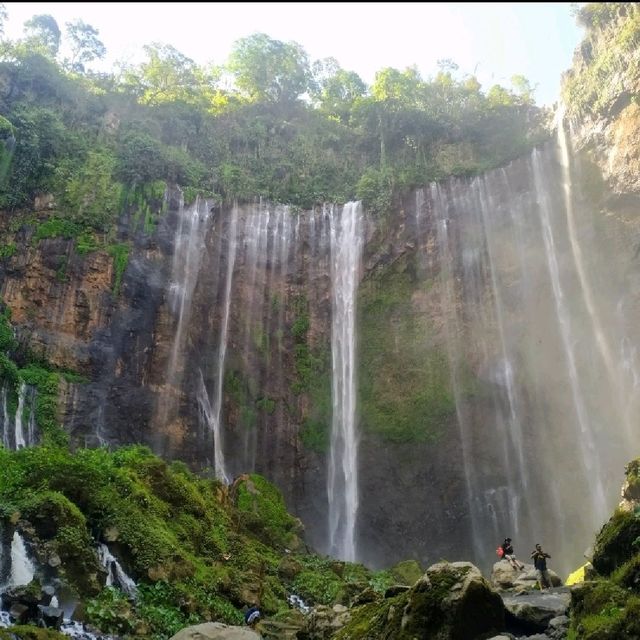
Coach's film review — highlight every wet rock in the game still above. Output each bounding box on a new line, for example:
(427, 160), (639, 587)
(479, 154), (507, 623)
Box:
(37, 605), (64, 630)
(170, 622), (260, 640)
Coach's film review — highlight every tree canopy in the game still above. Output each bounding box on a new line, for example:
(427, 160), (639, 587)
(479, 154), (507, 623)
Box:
(0, 9), (548, 223)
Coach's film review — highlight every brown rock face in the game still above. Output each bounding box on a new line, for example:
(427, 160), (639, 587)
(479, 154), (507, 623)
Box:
(2, 132), (640, 578)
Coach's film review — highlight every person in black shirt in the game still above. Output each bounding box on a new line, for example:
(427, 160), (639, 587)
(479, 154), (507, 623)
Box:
(501, 537), (525, 571)
(531, 543), (552, 590)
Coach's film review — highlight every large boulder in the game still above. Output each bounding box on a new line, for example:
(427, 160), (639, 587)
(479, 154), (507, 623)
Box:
(492, 561), (562, 592)
(334, 561), (505, 639)
(298, 604), (351, 640)
(491, 559), (526, 589)
(170, 622), (261, 640)
(502, 588), (571, 630)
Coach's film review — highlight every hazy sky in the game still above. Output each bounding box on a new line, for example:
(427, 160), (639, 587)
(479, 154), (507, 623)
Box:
(3, 2), (584, 105)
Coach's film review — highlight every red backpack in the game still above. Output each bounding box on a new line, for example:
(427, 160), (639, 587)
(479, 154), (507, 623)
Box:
(496, 546), (505, 558)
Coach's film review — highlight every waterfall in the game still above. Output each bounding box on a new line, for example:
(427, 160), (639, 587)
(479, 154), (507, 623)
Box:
(0, 383), (38, 450)
(159, 195), (211, 427)
(14, 382), (26, 449)
(1, 385), (10, 449)
(10, 532), (35, 587)
(328, 201), (363, 562)
(432, 194), (482, 558)
(423, 140), (640, 575)
(531, 149), (608, 519)
(204, 204), (239, 483)
(97, 544), (137, 598)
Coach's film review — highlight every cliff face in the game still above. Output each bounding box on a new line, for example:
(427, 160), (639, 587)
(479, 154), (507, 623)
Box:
(563, 5), (640, 197)
(2, 127), (640, 575)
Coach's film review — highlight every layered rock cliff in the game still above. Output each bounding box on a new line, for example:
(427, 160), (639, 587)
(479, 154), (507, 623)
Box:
(2, 126), (640, 578)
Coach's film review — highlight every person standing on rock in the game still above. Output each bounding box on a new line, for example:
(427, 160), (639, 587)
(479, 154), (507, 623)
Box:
(501, 538), (525, 571)
(531, 543), (552, 590)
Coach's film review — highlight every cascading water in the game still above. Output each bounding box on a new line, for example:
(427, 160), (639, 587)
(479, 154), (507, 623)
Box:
(327, 202), (364, 562)
(201, 203), (239, 483)
(14, 382), (26, 449)
(0, 383), (38, 450)
(9, 532), (35, 587)
(422, 138), (640, 575)
(97, 544), (137, 598)
(159, 195), (212, 430)
(0, 385), (10, 449)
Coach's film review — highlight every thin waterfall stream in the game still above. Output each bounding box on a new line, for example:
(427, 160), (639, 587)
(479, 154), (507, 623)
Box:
(328, 202), (363, 562)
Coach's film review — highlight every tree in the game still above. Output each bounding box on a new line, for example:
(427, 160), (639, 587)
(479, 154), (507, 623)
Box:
(311, 58), (366, 122)
(0, 4), (7, 38)
(510, 74), (536, 106)
(23, 14), (61, 58)
(227, 33), (311, 103)
(65, 20), (106, 72)
(123, 43), (200, 105)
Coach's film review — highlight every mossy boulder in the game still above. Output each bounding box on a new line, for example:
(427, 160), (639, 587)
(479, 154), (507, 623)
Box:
(334, 561), (504, 640)
(0, 627), (67, 640)
(569, 581), (640, 639)
(232, 474), (303, 549)
(621, 459), (640, 505)
(592, 509), (640, 576)
(390, 559), (423, 586)
(18, 492), (101, 595)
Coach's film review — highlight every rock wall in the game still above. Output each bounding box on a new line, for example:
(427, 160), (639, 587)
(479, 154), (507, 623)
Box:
(2, 131), (640, 576)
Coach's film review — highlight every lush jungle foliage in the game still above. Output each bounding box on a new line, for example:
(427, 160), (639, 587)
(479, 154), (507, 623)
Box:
(0, 445), (400, 639)
(0, 4), (546, 230)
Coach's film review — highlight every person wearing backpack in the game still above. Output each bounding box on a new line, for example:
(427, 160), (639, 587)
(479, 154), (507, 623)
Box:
(501, 537), (525, 570)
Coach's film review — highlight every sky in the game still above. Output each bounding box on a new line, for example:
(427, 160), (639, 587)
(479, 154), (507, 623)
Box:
(3, 2), (585, 106)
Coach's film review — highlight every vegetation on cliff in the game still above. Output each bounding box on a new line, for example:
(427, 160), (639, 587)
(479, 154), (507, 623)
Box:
(358, 254), (456, 444)
(0, 5), (546, 230)
(0, 445), (399, 639)
(567, 458), (640, 639)
(563, 3), (640, 119)
(0, 307), (70, 446)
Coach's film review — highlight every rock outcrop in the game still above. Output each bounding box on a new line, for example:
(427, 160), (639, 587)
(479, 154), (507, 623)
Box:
(170, 622), (261, 640)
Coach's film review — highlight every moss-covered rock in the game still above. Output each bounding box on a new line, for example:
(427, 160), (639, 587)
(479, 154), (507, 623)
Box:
(232, 474), (303, 550)
(569, 581), (640, 639)
(334, 561), (504, 640)
(358, 255), (457, 444)
(0, 444), (396, 639)
(592, 509), (640, 576)
(389, 560), (423, 586)
(0, 627), (67, 640)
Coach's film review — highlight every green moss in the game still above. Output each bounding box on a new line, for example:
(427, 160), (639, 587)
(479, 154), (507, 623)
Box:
(569, 581), (640, 639)
(299, 368), (331, 453)
(390, 560), (423, 586)
(225, 370), (258, 429)
(358, 257), (456, 443)
(0, 243), (16, 258)
(611, 553), (640, 591)
(107, 243), (130, 296)
(593, 509), (640, 575)
(563, 4), (640, 118)
(34, 218), (81, 242)
(75, 231), (100, 255)
(0, 626), (67, 640)
(256, 396), (276, 415)
(0, 444), (390, 639)
(19, 364), (66, 446)
(234, 474), (300, 549)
